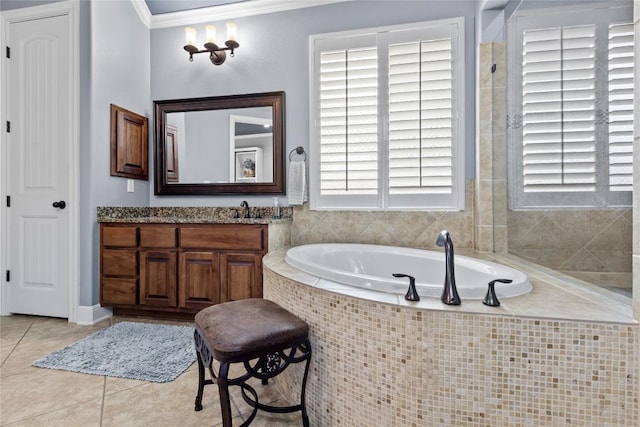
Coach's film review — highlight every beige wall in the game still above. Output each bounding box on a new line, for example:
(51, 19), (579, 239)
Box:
(508, 209), (632, 273)
(291, 182), (475, 250)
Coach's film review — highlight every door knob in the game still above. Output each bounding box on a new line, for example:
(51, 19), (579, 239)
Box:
(52, 201), (66, 209)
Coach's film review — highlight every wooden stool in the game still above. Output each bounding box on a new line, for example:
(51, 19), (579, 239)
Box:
(193, 299), (311, 426)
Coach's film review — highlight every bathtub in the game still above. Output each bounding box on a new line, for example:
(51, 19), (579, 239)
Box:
(285, 243), (531, 299)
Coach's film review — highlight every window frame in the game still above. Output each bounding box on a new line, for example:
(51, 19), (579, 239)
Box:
(507, 2), (634, 210)
(309, 17), (466, 211)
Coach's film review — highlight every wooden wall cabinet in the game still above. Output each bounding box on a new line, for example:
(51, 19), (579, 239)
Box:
(100, 223), (267, 318)
(110, 104), (149, 180)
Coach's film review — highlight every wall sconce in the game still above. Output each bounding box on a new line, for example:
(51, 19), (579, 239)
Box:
(183, 22), (239, 66)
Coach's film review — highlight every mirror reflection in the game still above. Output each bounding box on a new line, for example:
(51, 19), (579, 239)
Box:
(230, 110), (273, 183)
(164, 107), (273, 184)
(154, 91), (285, 195)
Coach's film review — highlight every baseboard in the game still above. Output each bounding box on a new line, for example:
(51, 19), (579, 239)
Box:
(75, 305), (112, 325)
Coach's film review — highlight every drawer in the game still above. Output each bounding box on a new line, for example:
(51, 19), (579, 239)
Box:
(140, 226), (177, 248)
(102, 225), (137, 247)
(101, 278), (137, 305)
(180, 225), (265, 251)
(102, 249), (137, 276)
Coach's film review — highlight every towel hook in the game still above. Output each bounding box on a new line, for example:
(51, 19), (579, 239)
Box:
(289, 146), (307, 162)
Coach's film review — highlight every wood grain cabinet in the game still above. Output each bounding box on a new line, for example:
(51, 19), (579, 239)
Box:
(110, 104), (148, 180)
(100, 225), (138, 306)
(100, 223), (267, 318)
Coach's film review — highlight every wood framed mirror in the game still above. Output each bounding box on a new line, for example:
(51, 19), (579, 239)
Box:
(154, 91), (285, 195)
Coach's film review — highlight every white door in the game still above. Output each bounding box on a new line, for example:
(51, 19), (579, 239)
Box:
(6, 13), (72, 318)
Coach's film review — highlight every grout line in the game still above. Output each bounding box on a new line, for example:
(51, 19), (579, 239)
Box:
(0, 317), (35, 368)
(99, 376), (106, 426)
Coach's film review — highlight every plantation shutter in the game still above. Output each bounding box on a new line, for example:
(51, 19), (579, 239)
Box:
(310, 18), (465, 210)
(508, 3), (633, 209)
(521, 24), (597, 192)
(388, 38), (453, 195)
(319, 46), (378, 195)
(607, 22), (634, 192)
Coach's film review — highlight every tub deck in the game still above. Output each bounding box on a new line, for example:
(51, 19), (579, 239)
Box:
(265, 246), (634, 323)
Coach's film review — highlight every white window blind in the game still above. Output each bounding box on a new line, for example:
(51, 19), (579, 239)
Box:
(319, 47), (378, 195)
(310, 18), (465, 210)
(607, 22), (634, 192)
(388, 38), (453, 195)
(521, 25), (597, 193)
(508, 3), (633, 209)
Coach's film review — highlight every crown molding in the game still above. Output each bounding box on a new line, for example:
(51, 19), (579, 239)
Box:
(149, 0), (350, 29)
(130, 0), (152, 28)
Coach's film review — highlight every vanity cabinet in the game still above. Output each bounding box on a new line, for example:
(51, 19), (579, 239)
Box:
(100, 223), (267, 318)
(100, 225), (138, 306)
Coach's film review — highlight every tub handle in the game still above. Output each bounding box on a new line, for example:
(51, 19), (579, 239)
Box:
(483, 279), (513, 307)
(393, 273), (420, 302)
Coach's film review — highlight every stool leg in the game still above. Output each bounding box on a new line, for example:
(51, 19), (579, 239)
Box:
(194, 350), (205, 411)
(300, 340), (312, 427)
(260, 356), (269, 385)
(217, 361), (233, 427)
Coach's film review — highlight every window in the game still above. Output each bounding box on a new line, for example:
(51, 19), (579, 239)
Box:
(309, 18), (465, 210)
(508, 3), (634, 209)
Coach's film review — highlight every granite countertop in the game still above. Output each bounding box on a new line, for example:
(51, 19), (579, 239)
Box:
(97, 206), (293, 225)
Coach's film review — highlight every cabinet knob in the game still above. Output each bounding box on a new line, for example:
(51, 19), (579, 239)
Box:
(52, 200), (66, 209)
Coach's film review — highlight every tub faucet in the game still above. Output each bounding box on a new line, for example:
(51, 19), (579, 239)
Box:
(436, 230), (461, 305)
(240, 200), (250, 218)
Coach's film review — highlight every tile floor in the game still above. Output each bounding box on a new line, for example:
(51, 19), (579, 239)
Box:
(0, 315), (303, 426)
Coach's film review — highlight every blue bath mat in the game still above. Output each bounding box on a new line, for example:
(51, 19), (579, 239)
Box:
(33, 321), (196, 383)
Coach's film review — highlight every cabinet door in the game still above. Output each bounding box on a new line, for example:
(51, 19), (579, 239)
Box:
(110, 104), (148, 180)
(179, 251), (220, 310)
(139, 250), (177, 307)
(220, 253), (263, 303)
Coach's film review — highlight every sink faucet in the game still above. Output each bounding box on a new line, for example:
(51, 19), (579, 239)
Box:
(436, 230), (461, 305)
(240, 200), (250, 218)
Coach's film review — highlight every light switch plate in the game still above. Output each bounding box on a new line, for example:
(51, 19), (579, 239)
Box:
(127, 179), (134, 193)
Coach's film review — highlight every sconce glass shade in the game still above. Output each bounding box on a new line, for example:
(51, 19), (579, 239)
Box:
(226, 22), (237, 41)
(205, 25), (217, 45)
(184, 27), (197, 47)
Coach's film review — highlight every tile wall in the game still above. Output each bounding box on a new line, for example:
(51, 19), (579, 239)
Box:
(477, 42), (507, 253)
(291, 182), (475, 250)
(265, 269), (639, 426)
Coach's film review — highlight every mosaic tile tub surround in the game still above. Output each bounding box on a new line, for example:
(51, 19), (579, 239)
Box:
(264, 263), (639, 425)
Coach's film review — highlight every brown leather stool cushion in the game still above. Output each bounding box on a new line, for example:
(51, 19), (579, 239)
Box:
(194, 299), (309, 363)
